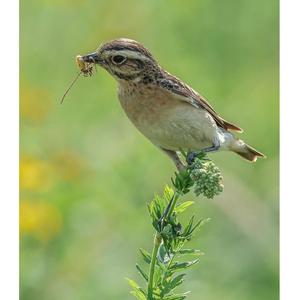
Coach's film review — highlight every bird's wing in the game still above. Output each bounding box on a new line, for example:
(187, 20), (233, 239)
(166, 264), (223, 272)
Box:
(158, 71), (243, 132)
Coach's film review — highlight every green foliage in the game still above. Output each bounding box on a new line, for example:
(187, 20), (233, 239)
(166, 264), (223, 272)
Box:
(128, 153), (221, 299)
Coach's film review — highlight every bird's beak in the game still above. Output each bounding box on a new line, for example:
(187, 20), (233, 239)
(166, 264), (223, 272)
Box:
(81, 52), (102, 64)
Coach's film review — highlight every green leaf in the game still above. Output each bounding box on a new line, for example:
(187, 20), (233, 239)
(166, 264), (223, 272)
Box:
(163, 291), (190, 300)
(153, 265), (163, 287)
(182, 216), (195, 237)
(130, 290), (147, 300)
(157, 243), (172, 264)
(186, 219), (202, 237)
(126, 278), (147, 300)
(170, 259), (199, 272)
(147, 202), (154, 216)
(171, 177), (176, 187)
(163, 185), (174, 202)
(189, 218), (211, 235)
(174, 201), (194, 214)
(195, 151), (207, 160)
(136, 264), (148, 282)
(164, 296), (186, 300)
(178, 249), (204, 256)
(126, 278), (141, 290)
(162, 274), (186, 295)
(148, 193), (169, 223)
(198, 217), (211, 227)
(139, 248), (151, 264)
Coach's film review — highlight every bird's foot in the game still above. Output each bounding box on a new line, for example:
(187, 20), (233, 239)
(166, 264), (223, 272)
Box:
(187, 144), (221, 165)
(186, 152), (198, 165)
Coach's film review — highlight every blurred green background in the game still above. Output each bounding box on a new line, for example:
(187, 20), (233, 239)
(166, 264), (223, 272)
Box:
(20, 0), (279, 299)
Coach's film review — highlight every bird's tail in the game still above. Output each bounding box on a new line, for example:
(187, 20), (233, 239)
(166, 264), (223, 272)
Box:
(230, 139), (265, 162)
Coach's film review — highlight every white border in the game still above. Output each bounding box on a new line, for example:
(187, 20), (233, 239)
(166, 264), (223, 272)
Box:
(0, 0), (297, 299)
(0, 0), (19, 298)
(280, 1), (300, 299)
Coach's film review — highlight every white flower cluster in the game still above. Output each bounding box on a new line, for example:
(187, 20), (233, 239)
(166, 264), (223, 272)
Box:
(189, 159), (224, 199)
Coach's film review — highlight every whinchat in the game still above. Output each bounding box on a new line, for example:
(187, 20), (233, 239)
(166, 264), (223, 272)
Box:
(79, 38), (264, 170)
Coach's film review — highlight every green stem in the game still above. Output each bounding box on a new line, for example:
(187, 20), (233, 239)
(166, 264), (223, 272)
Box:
(148, 191), (181, 299)
(147, 233), (162, 300)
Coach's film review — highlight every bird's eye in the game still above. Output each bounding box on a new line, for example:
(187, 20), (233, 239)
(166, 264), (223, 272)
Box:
(112, 55), (126, 65)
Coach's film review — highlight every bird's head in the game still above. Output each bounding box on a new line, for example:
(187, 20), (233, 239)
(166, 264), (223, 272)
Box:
(81, 38), (160, 83)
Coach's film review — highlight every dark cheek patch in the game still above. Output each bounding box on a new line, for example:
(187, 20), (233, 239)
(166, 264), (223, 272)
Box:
(123, 62), (136, 71)
(124, 59), (143, 71)
(133, 59), (144, 69)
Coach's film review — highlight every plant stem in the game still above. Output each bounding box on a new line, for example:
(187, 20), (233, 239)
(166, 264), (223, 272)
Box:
(147, 233), (162, 300)
(148, 191), (181, 299)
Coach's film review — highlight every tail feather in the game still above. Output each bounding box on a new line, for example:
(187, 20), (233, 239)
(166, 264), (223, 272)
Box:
(230, 139), (265, 162)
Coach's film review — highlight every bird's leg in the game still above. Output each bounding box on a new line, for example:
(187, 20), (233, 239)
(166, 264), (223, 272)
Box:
(160, 148), (185, 171)
(187, 143), (220, 165)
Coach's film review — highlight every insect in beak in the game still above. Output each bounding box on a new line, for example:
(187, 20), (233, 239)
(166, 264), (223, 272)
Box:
(60, 52), (101, 104)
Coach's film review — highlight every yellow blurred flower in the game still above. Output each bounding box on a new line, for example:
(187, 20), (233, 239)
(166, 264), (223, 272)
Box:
(52, 151), (85, 181)
(20, 201), (62, 242)
(20, 156), (54, 191)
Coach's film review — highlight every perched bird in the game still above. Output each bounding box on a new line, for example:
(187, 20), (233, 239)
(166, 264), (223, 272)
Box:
(80, 38), (264, 170)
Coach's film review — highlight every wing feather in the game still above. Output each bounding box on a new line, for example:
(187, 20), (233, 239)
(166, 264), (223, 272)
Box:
(158, 71), (243, 133)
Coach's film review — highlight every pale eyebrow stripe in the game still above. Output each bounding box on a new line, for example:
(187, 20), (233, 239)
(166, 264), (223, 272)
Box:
(103, 49), (151, 60)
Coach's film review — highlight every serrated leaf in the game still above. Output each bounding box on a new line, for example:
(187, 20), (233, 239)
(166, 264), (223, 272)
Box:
(139, 248), (151, 264)
(170, 259), (199, 272)
(136, 264), (148, 282)
(174, 201), (194, 214)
